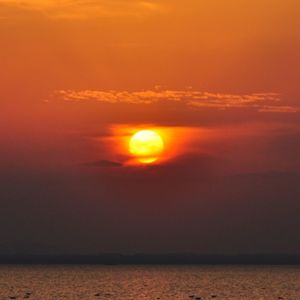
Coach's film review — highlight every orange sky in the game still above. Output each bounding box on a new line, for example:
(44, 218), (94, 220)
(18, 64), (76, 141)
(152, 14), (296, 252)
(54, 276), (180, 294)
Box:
(0, 0), (300, 254)
(1, 0), (300, 97)
(1, 0), (300, 165)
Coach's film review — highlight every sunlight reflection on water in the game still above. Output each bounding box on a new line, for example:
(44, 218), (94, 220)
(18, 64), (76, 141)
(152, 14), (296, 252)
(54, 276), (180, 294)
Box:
(0, 265), (299, 299)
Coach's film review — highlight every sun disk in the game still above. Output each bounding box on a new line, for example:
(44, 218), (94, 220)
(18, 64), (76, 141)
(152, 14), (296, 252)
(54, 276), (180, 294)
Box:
(129, 130), (164, 164)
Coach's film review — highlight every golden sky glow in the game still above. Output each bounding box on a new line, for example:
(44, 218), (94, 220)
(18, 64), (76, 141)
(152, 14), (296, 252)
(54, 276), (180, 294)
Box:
(1, 0), (300, 169)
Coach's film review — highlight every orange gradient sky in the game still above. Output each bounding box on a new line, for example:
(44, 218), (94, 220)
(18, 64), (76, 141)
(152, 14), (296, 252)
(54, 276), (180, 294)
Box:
(0, 0), (300, 254)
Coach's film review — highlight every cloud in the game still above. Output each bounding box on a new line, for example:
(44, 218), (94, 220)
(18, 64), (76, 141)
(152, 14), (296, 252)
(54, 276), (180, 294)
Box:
(258, 106), (299, 113)
(54, 89), (299, 113)
(84, 160), (123, 168)
(0, 0), (165, 19)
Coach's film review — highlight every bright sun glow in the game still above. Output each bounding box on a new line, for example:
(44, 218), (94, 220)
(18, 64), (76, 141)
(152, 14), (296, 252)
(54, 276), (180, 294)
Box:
(129, 130), (164, 164)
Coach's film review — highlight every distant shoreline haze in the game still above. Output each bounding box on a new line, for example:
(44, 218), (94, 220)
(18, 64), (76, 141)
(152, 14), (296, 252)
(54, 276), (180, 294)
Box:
(0, 254), (299, 265)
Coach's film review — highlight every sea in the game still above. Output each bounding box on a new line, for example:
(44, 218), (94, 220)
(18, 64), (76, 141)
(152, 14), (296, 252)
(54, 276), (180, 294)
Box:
(0, 265), (299, 299)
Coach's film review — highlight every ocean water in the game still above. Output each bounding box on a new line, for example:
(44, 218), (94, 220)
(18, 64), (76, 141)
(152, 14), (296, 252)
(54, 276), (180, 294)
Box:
(0, 265), (299, 300)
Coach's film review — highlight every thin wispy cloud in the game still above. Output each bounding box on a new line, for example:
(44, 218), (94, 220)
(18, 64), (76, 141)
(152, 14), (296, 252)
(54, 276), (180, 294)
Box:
(0, 0), (165, 19)
(258, 106), (299, 113)
(54, 89), (298, 113)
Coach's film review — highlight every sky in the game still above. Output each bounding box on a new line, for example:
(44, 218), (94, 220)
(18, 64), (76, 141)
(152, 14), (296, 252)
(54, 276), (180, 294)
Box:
(0, 0), (300, 255)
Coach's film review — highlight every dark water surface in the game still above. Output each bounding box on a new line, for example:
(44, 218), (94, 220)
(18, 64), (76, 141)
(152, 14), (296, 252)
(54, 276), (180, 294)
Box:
(0, 265), (299, 299)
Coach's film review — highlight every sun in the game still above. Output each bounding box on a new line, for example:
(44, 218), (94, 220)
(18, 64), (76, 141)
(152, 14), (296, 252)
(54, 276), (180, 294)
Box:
(129, 130), (164, 164)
